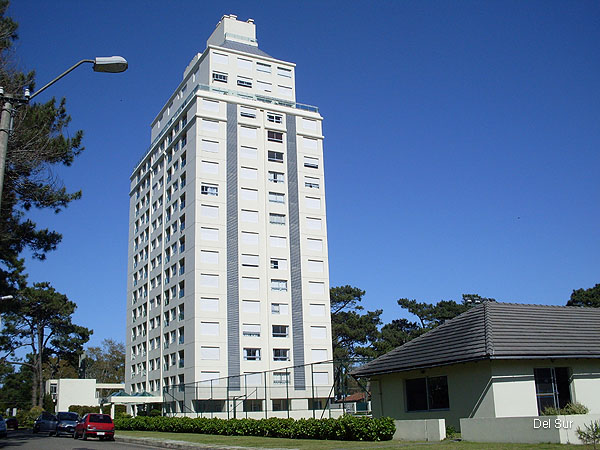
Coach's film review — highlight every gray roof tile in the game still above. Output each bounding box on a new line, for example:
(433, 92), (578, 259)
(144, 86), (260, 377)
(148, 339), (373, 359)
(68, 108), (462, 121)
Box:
(352, 302), (600, 377)
(216, 40), (273, 59)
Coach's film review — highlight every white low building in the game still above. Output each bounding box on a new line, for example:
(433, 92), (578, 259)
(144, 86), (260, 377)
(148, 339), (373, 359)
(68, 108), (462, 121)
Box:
(46, 379), (125, 413)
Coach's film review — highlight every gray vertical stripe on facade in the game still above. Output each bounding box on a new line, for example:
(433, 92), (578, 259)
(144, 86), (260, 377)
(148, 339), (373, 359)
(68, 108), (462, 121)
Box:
(286, 114), (306, 390)
(226, 103), (240, 390)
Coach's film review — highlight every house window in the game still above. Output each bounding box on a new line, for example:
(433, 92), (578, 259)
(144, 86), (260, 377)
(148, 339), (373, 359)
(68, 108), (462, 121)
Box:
(534, 368), (571, 414)
(268, 151), (284, 163)
(267, 113), (283, 124)
(273, 348), (290, 361)
(267, 131), (283, 143)
(243, 399), (263, 412)
(212, 72), (227, 83)
(243, 348), (261, 361)
(268, 192), (285, 204)
(405, 376), (449, 412)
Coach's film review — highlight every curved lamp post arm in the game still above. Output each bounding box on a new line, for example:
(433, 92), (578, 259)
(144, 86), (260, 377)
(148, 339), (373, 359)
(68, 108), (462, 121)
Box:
(29, 56), (128, 100)
(28, 59), (94, 100)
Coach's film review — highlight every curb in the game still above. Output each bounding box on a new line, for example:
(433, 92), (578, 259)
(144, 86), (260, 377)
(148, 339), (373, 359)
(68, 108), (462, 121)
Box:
(115, 435), (297, 450)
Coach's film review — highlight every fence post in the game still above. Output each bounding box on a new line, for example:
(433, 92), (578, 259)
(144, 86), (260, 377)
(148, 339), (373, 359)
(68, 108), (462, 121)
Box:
(263, 371), (268, 419)
(311, 363), (315, 419)
(227, 377), (230, 420)
(286, 367), (290, 419)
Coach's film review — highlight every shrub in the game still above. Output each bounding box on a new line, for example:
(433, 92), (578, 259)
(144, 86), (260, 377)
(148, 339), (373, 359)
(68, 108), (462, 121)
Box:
(542, 402), (589, 416)
(446, 425), (459, 438)
(576, 420), (600, 449)
(18, 406), (44, 428)
(68, 405), (101, 416)
(114, 415), (395, 441)
(149, 409), (161, 417)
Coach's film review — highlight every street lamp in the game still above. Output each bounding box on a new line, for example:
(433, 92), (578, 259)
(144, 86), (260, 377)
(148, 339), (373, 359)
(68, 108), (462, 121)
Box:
(0, 56), (128, 209)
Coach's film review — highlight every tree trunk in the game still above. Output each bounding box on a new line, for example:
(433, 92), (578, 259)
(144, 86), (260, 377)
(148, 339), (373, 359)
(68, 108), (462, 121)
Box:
(37, 327), (44, 407)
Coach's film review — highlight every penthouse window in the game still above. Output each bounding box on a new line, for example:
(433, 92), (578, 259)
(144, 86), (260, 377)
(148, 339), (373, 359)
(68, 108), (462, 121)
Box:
(212, 72), (227, 83)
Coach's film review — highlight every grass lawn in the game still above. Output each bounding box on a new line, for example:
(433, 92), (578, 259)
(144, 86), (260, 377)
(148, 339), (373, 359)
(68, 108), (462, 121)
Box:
(117, 430), (582, 449)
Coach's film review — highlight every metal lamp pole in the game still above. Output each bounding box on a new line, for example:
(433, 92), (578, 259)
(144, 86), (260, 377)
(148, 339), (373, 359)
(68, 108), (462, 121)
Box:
(0, 56), (128, 210)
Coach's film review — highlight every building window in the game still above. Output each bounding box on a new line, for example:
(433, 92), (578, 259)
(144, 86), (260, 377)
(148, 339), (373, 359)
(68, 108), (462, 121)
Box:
(273, 349), (290, 361)
(243, 348), (261, 361)
(272, 399), (289, 411)
(273, 372), (290, 385)
(242, 323), (261, 337)
(272, 325), (288, 338)
(270, 279), (288, 291)
(269, 213), (285, 225)
(405, 376), (449, 412)
(271, 303), (289, 315)
(243, 399), (263, 412)
(270, 258), (287, 270)
(268, 171), (284, 184)
(268, 192), (285, 204)
(534, 368), (571, 414)
(267, 113), (283, 124)
(237, 77), (252, 88)
(257, 62), (271, 73)
(201, 183), (218, 196)
(240, 254), (259, 267)
(304, 156), (319, 169)
(240, 106), (256, 119)
(268, 151), (284, 163)
(212, 72), (227, 83)
(267, 131), (283, 143)
(305, 177), (320, 189)
(277, 67), (292, 78)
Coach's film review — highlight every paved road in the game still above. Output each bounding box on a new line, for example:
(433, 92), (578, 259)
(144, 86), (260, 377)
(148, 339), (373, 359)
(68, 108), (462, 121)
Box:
(0, 430), (165, 450)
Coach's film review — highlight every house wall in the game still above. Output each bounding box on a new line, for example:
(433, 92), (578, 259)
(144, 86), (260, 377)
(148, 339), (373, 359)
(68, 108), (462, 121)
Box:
(571, 360), (600, 413)
(370, 360), (494, 429)
(370, 358), (600, 431)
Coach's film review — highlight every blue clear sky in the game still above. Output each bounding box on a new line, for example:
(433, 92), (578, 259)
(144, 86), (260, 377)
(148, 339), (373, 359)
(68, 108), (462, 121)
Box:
(8, 1), (600, 347)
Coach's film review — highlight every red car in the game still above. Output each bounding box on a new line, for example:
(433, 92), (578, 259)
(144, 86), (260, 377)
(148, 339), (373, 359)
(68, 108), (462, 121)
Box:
(73, 413), (115, 441)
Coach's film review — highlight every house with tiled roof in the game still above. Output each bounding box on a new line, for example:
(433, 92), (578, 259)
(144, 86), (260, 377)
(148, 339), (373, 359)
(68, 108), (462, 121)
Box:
(352, 302), (600, 429)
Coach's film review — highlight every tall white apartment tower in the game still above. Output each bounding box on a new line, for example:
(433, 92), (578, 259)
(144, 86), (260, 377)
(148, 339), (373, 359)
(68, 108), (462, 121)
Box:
(126, 15), (333, 416)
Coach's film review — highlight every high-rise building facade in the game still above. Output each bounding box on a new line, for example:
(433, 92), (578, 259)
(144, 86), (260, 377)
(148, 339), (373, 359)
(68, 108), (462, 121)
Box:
(126, 15), (332, 415)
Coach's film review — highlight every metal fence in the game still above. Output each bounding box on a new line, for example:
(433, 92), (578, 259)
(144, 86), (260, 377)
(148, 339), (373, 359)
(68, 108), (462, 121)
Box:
(158, 358), (371, 419)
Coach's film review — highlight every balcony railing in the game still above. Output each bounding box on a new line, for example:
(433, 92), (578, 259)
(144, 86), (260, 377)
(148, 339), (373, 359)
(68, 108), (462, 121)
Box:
(132, 82), (318, 173)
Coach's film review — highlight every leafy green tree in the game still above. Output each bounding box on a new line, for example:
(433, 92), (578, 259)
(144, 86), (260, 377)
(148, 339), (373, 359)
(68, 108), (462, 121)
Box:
(566, 284), (600, 308)
(83, 338), (125, 383)
(0, 359), (33, 411)
(0, 282), (91, 406)
(0, 0), (84, 297)
(372, 318), (423, 355)
(330, 285), (382, 360)
(397, 298), (469, 330)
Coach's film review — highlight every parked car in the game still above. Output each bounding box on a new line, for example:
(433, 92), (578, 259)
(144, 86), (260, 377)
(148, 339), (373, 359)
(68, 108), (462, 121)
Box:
(32, 412), (58, 435)
(5, 417), (17, 430)
(0, 416), (6, 438)
(73, 413), (114, 441)
(54, 412), (79, 437)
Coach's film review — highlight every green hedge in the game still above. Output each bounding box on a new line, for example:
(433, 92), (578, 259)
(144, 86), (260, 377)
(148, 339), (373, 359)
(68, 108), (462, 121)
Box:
(68, 404), (126, 416)
(114, 415), (395, 441)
